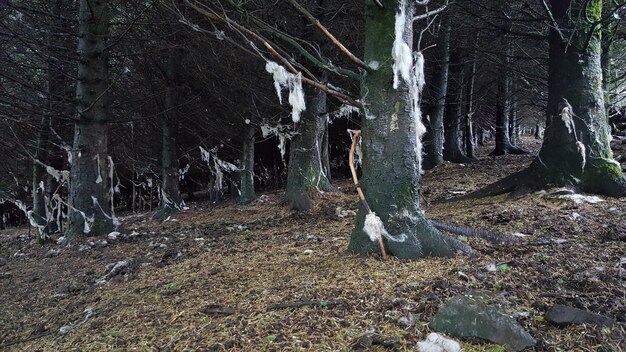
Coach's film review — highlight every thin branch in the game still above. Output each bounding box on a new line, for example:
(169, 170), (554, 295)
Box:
(283, 0), (369, 71)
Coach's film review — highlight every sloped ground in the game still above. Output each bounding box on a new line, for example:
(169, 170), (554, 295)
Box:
(0, 137), (625, 351)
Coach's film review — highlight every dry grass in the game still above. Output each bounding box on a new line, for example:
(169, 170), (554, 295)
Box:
(0, 137), (624, 351)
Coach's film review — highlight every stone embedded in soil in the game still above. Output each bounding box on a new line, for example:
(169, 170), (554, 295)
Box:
(545, 304), (615, 327)
(430, 291), (536, 352)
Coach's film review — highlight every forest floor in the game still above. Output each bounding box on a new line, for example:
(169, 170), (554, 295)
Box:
(0, 137), (625, 352)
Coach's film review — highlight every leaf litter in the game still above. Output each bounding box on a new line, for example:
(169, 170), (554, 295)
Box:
(0, 137), (624, 351)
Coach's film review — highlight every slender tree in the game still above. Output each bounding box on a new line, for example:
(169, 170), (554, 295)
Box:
(423, 18), (450, 169)
(239, 124), (257, 204)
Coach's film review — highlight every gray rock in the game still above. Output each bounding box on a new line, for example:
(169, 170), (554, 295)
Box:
(430, 291), (536, 352)
(545, 304), (615, 327)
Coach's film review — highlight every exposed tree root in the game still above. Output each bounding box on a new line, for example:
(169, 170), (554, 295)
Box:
(445, 161), (626, 203)
(431, 220), (521, 244)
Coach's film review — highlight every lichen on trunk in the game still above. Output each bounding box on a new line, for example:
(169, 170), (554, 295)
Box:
(459, 0), (626, 200)
(348, 0), (456, 259)
(285, 86), (333, 211)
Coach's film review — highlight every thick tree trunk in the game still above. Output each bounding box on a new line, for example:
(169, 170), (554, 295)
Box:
(536, 0), (626, 196)
(460, 0), (626, 200)
(66, 0), (115, 238)
(348, 0), (456, 259)
(423, 19), (450, 170)
(285, 87), (333, 210)
(154, 49), (184, 220)
(239, 124), (256, 204)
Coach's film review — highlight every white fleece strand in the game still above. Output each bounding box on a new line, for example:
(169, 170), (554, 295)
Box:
(560, 104), (587, 170)
(199, 146), (240, 191)
(392, 0), (412, 89)
(265, 61), (307, 123)
(417, 333), (461, 352)
(363, 212), (407, 243)
(412, 52), (427, 170)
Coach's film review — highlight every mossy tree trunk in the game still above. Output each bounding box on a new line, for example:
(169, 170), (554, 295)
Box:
(461, 0), (626, 200)
(348, 0), (456, 259)
(66, 0), (115, 238)
(154, 49), (184, 220)
(536, 0), (626, 195)
(239, 124), (256, 204)
(423, 18), (450, 170)
(285, 87), (333, 210)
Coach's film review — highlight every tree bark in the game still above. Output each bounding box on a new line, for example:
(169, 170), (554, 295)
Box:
(66, 0), (115, 238)
(348, 0), (456, 259)
(423, 18), (450, 170)
(154, 49), (184, 220)
(239, 124), (256, 204)
(443, 52), (473, 163)
(464, 51), (477, 160)
(32, 116), (50, 232)
(285, 87), (333, 210)
(460, 0), (626, 199)
(490, 42), (527, 156)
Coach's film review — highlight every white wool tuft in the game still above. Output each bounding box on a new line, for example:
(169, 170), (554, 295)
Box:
(392, 0), (412, 89)
(426, 333), (461, 352)
(417, 341), (445, 352)
(265, 61), (289, 104)
(576, 141), (586, 170)
(413, 52), (426, 91)
(560, 105), (574, 134)
(288, 72), (306, 123)
(558, 194), (603, 204)
(364, 212), (384, 242)
(363, 212), (407, 243)
(265, 61), (307, 123)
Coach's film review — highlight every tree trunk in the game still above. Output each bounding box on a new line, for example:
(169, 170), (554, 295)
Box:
(154, 49), (184, 220)
(285, 87), (333, 211)
(32, 116), (50, 232)
(462, 0), (626, 199)
(464, 51), (477, 160)
(443, 52), (472, 163)
(66, 0), (115, 238)
(490, 42), (527, 156)
(239, 124), (256, 204)
(537, 0), (625, 196)
(509, 92), (518, 146)
(321, 118), (332, 182)
(348, 0), (456, 259)
(423, 18), (450, 170)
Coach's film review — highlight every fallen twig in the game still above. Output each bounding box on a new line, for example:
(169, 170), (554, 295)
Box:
(266, 300), (345, 311)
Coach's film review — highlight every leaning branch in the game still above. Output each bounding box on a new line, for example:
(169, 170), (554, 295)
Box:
(283, 0), (370, 71)
(184, 0), (361, 108)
